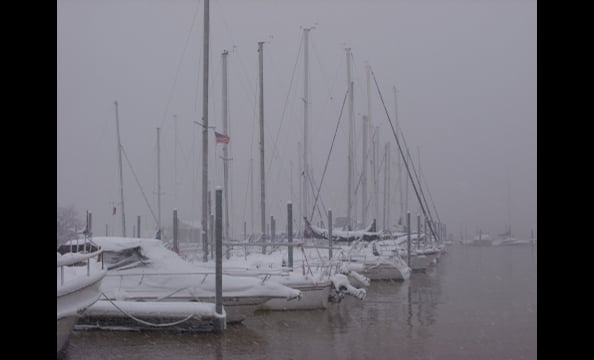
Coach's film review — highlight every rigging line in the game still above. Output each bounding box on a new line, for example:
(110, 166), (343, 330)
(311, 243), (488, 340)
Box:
(353, 124), (381, 194)
(309, 87), (349, 222)
(174, 122), (192, 178)
(398, 128), (435, 226)
(267, 31), (304, 175)
(384, 93), (434, 225)
(388, 93), (435, 224)
(120, 145), (159, 227)
(213, 0), (256, 95)
(370, 69), (439, 241)
(419, 166), (441, 224)
(159, 0), (201, 129)
(306, 168), (326, 223)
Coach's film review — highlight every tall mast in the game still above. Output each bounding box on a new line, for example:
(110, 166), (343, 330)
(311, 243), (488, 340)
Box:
(507, 175), (512, 237)
(417, 147), (420, 214)
(174, 115), (178, 209)
(258, 41), (266, 243)
(114, 101), (126, 237)
(393, 86), (403, 225)
(362, 115), (368, 225)
(398, 149), (403, 226)
(298, 141), (303, 235)
(383, 142), (390, 231)
(222, 49), (230, 242)
(157, 127), (162, 238)
(346, 48), (354, 230)
(363, 63), (372, 226)
(373, 126), (380, 227)
(303, 27), (311, 221)
(250, 157), (254, 236)
(201, 0), (210, 262)
(404, 150), (409, 219)
(368, 66), (379, 226)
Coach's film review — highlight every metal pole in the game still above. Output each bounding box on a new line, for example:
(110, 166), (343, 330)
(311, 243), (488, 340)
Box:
(174, 115), (178, 208)
(374, 126), (380, 228)
(222, 50), (230, 243)
(210, 213), (215, 260)
(303, 28), (311, 221)
(87, 211), (92, 275)
(362, 115), (368, 225)
(258, 41), (266, 253)
(157, 127), (161, 238)
(173, 209), (179, 254)
(424, 217), (428, 249)
(346, 48), (354, 230)
(393, 86), (403, 226)
(298, 142), (303, 234)
(288, 202), (293, 269)
(114, 101), (126, 237)
(201, 0), (210, 262)
(137, 216), (141, 238)
(365, 64), (373, 227)
(214, 187), (224, 331)
(417, 213), (421, 250)
(383, 142), (390, 231)
(407, 211), (411, 267)
(271, 215), (275, 254)
(250, 158), (254, 236)
(88, 211), (93, 237)
(328, 209), (333, 259)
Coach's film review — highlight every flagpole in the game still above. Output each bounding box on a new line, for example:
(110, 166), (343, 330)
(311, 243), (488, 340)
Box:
(222, 49), (230, 242)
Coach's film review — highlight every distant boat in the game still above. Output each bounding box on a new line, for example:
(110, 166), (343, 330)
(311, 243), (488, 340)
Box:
(467, 232), (493, 246)
(304, 217), (381, 242)
(492, 229), (532, 246)
(57, 245), (106, 354)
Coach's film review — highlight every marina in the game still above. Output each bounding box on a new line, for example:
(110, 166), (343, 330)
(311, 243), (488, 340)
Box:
(58, 0), (536, 358)
(64, 245), (537, 360)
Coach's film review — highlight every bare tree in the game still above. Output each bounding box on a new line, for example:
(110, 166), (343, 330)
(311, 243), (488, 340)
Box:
(57, 205), (83, 247)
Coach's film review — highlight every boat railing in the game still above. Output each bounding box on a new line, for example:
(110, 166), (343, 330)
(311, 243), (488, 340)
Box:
(105, 269), (292, 285)
(57, 248), (104, 287)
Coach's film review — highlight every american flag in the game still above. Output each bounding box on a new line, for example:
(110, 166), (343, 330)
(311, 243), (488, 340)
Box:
(214, 131), (230, 144)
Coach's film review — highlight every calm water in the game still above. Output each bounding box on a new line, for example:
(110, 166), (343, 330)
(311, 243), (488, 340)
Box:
(64, 245), (537, 359)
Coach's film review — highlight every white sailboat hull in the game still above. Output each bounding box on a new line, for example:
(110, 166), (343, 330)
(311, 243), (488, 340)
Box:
(57, 268), (105, 353)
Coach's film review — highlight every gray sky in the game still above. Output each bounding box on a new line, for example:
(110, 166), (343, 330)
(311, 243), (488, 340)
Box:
(57, 0), (536, 240)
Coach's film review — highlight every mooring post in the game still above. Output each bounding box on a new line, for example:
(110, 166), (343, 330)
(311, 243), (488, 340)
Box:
(208, 213), (213, 259)
(417, 213), (421, 250)
(287, 202), (293, 270)
(214, 186), (225, 332)
(173, 209), (179, 254)
(424, 217), (428, 249)
(328, 209), (333, 259)
(271, 215), (276, 254)
(87, 212), (92, 275)
(407, 211), (411, 267)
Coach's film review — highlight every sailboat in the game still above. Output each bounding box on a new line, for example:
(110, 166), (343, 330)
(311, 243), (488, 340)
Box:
(206, 37), (367, 311)
(304, 217), (381, 242)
